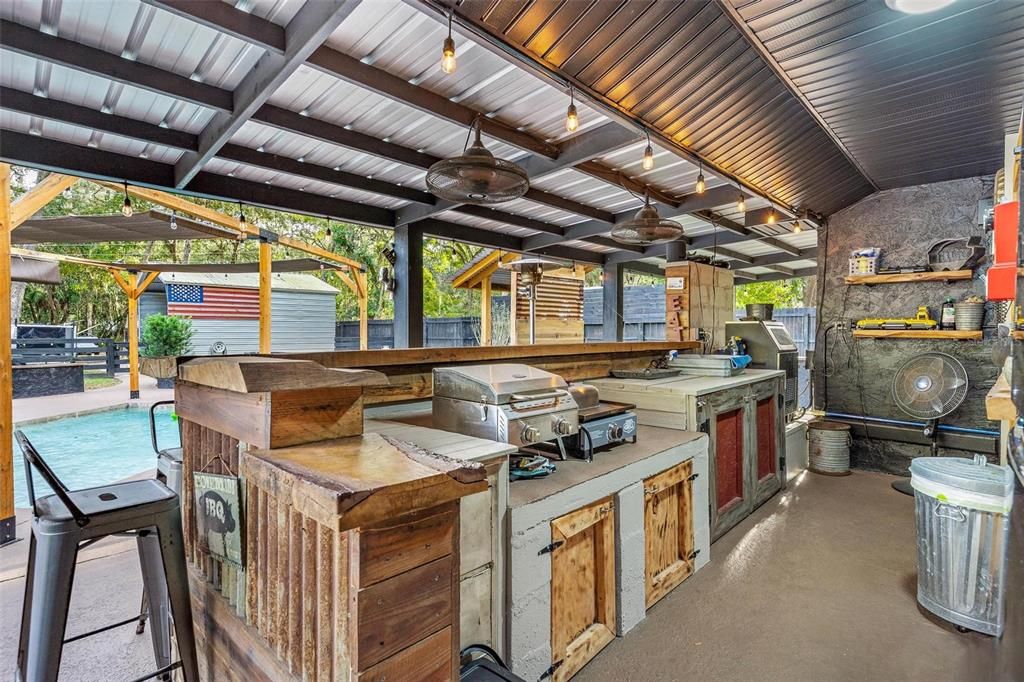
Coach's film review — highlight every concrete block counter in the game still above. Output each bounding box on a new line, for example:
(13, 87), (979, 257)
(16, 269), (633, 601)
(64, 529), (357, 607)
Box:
(507, 427), (709, 682)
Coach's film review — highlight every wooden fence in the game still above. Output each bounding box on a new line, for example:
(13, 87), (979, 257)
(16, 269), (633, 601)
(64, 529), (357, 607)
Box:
(11, 337), (132, 375)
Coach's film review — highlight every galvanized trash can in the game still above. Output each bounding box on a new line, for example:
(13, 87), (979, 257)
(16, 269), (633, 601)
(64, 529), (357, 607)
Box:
(910, 455), (1014, 636)
(807, 421), (851, 475)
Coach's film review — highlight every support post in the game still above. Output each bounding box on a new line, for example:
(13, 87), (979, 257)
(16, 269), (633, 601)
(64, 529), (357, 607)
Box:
(393, 224), (423, 348)
(127, 286), (140, 399)
(602, 261), (624, 343)
(480, 278), (492, 346)
(259, 239), (272, 354)
(0, 163), (14, 544)
(357, 270), (368, 351)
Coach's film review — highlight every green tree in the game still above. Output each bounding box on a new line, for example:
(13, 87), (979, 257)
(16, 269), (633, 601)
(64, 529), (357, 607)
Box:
(734, 278), (807, 308)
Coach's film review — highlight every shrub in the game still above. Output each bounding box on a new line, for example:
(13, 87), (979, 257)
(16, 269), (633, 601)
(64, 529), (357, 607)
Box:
(141, 314), (194, 357)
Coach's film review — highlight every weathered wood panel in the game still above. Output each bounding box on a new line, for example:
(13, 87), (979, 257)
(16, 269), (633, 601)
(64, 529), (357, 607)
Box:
(643, 460), (695, 608)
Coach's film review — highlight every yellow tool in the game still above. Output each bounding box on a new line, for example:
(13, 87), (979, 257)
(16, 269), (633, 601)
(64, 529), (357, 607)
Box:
(856, 306), (938, 330)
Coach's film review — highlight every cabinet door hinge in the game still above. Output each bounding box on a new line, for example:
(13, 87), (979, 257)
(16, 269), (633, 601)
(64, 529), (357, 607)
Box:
(687, 472), (699, 481)
(699, 420), (709, 434)
(538, 540), (564, 556)
(687, 549), (701, 561)
(539, 660), (564, 680)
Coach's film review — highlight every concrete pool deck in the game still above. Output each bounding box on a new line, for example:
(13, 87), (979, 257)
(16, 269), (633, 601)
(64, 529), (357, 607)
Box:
(13, 376), (174, 425)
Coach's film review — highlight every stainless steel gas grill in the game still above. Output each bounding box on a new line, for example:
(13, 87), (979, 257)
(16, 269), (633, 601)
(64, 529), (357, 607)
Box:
(432, 364), (579, 456)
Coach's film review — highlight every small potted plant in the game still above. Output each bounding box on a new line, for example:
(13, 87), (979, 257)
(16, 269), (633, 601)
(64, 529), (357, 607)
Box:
(140, 314), (194, 388)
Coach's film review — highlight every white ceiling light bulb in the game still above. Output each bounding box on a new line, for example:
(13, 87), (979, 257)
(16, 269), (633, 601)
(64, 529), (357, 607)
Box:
(565, 85), (579, 133)
(642, 129), (655, 171)
(884, 0), (956, 14)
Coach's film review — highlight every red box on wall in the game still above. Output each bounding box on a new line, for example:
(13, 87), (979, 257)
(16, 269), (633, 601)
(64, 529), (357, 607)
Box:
(987, 201), (1020, 301)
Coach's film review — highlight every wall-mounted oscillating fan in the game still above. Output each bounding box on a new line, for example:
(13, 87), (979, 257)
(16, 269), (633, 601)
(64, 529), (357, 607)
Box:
(890, 352), (969, 495)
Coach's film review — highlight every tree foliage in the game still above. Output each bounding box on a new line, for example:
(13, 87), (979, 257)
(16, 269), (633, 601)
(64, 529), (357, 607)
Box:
(140, 314), (194, 357)
(734, 278), (807, 308)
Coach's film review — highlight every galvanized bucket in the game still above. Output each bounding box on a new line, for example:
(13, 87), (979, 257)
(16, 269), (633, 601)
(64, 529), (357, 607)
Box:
(954, 302), (985, 331)
(808, 421), (851, 476)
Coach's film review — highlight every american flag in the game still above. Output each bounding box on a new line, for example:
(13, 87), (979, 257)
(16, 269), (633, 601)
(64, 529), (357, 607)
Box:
(166, 284), (261, 320)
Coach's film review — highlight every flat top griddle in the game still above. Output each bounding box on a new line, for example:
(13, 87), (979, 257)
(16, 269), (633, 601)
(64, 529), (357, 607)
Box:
(578, 400), (635, 422)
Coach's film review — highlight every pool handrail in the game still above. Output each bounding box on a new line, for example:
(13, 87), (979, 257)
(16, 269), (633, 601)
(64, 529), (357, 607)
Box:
(14, 430), (91, 527)
(149, 400), (177, 457)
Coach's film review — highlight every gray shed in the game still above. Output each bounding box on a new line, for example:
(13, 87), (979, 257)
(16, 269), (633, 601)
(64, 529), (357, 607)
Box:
(141, 271), (338, 354)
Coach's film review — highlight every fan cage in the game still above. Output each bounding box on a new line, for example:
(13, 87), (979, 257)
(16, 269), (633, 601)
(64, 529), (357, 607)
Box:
(425, 156), (529, 204)
(610, 218), (684, 245)
(891, 352), (969, 420)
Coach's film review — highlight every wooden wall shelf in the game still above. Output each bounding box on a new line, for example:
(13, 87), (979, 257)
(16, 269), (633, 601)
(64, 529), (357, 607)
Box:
(853, 329), (982, 340)
(844, 270), (973, 285)
(1011, 330), (1024, 341)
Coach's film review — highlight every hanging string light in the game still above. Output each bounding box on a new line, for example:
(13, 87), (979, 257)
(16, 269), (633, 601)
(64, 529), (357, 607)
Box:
(642, 129), (655, 171)
(695, 160), (705, 194)
(326, 216), (333, 238)
(121, 181), (133, 217)
(565, 85), (579, 133)
(736, 192), (745, 213)
(238, 201), (247, 231)
(793, 220), (803, 234)
(767, 205), (777, 224)
(441, 11), (456, 74)
(169, 210), (178, 230)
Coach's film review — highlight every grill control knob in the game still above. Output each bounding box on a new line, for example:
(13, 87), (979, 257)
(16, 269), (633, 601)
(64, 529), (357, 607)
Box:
(607, 423), (624, 441)
(552, 417), (573, 436)
(521, 425), (541, 444)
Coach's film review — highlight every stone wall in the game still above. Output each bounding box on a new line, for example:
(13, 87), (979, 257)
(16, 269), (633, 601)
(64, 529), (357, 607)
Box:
(812, 176), (997, 475)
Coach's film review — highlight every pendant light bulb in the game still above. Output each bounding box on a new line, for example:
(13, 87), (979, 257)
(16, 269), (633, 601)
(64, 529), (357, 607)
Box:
(641, 130), (654, 171)
(695, 161), (705, 194)
(793, 220), (803, 234)
(441, 13), (456, 74)
(565, 86), (579, 133)
(767, 206), (776, 224)
(238, 201), (247, 231)
(326, 217), (332, 238)
(737, 193), (745, 213)
(169, 211), (178, 230)
(121, 181), (133, 217)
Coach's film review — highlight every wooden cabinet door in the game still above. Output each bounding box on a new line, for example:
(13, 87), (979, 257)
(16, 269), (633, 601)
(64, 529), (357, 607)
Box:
(701, 387), (751, 540)
(644, 459), (696, 609)
(550, 497), (616, 682)
(748, 379), (784, 507)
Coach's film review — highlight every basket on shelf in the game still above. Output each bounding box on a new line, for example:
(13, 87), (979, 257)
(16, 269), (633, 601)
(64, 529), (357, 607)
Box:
(848, 256), (878, 276)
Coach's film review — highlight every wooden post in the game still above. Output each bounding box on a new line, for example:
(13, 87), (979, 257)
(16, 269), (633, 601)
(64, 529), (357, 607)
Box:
(112, 270), (159, 400)
(357, 270), (369, 351)
(393, 224), (424, 348)
(0, 163), (14, 545)
(480, 278), (492, 346)
(259, 239), (272, 354)
(602, 261), (624, 343)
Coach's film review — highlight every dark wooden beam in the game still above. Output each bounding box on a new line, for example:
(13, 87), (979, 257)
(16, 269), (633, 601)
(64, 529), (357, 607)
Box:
(393, 223), (424, 348)
(449, 205), (562, 235)
(0, 19), (232, 111)
(0, 129), (395, 227)
(141, 0), (286, 53)
(750, 267), (816, 283)
(532, 244), (605, 264)
(0, 87), (198, 151)
(217, 144), (433, 205)
(174, 0), (360, 186)
(751, 248), (817, 267)
(306, 46), (558, 159)
(417, 218), (521, 251)
(624, 261), (664, 278)
(575, 161), (679, 208)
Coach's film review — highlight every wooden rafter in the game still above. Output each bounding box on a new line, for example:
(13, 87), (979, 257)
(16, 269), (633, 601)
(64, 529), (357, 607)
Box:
(10, 173), (77, 229)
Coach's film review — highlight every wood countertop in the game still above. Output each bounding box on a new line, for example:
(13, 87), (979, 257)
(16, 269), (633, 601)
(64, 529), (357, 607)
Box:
(281, 341), (696, 369)
(242, 432), (488, 531)
(986, 374), (1016, 421)
(592, 368), (786, 396)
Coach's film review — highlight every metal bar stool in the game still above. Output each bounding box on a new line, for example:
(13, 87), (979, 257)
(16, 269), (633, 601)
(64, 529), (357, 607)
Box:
(15, 430), (198, 682)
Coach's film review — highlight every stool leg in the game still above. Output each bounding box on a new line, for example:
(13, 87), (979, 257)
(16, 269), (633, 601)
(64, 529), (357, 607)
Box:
(137, 528), (171, 677)
(156, 512), (199, 682)
(23, 529), (78, 682)
(16, 531), (37, 680)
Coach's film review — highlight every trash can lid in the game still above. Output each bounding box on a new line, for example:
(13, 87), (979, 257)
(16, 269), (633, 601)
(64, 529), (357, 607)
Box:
(911, 455), (1014, 508)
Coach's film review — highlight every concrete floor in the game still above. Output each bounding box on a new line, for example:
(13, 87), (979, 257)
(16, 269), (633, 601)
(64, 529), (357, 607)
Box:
(579, 469), (1023, 682)
(1, 469), (1019, 680)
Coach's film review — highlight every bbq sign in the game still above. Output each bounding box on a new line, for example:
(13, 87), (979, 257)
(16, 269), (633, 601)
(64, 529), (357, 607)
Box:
(193, 473), (244, 567)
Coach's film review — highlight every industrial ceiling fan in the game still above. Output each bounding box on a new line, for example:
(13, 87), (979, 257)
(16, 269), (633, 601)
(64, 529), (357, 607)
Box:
(890, 352), (969, 495)
(426, 116), (529, 204)
(610, 192), (684, 245)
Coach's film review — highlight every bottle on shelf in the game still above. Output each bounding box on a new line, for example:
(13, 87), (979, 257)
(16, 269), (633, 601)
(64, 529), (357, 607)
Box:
(940, 297), (956, 330)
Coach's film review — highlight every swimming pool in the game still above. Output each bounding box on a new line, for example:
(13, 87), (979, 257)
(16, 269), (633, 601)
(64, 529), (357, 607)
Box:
(11, 407), (181, 509)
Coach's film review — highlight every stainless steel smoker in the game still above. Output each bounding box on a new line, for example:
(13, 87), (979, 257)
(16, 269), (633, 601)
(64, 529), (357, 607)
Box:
(724, 319), (800, 414)
(432, 364), (580, 456)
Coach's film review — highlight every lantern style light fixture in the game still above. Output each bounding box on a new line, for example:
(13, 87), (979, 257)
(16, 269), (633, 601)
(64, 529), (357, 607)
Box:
(565, 85), (579, 133)
(441, 12), (456, 74)
(695, 160), (705, 194)
(121, 181), (133, 217)
(642, 129), (655, 171)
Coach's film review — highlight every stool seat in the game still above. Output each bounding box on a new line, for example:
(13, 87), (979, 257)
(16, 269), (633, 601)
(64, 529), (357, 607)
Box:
(35, 479), (178, 530)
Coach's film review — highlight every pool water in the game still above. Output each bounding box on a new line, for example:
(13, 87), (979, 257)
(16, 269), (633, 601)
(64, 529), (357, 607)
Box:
(11, 407), (181, 509)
